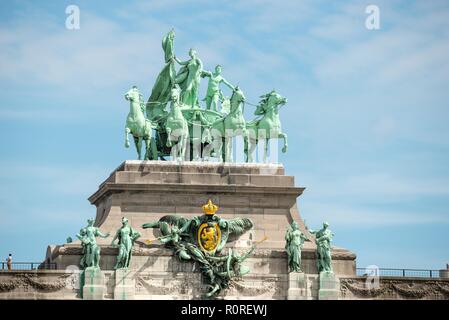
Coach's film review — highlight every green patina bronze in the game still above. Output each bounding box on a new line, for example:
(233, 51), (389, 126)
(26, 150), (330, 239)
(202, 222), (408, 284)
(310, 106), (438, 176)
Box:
(126, 30), (288, 162)
(285, 221), (308, 273)
(245, 90), (288, 162)
(147, 29), (176, 120)
(307, 222), (334, 273)
(201, 65), (234, 112)
(76, 218), (110, 269)
(125, 86), (158, 160)
(165, 85), (189, 161)
(111, 217), (141, 269)
(175, 48), (204, 109)
(207, 86), (247, 162)
(142, 200), (262, 298)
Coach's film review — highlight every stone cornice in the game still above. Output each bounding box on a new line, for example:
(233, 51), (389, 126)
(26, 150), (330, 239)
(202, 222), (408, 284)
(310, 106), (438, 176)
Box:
(56, 245), (355, 260)
(89, 182), (305, 205)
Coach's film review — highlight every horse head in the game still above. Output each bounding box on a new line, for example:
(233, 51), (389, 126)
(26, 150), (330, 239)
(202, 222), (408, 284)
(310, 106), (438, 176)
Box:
(125, 86), (141, 103)
(230, 86), (246, 111)
(170, 85), (182, 105)
(255, 90), (287, 115)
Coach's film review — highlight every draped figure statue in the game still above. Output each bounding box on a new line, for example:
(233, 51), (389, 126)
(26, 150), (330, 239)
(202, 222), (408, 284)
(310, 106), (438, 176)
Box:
(285, 221), (308, 272)
(174, 48), (203, 108)
(147, 29), (176, 120)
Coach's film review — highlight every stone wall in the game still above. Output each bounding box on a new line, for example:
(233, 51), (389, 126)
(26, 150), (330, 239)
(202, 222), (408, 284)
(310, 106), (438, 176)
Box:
(2, 269), (448, 300)
(340, 276), (449, 300)
(21, 160), (359, 300)
(0, 270), (79, 300)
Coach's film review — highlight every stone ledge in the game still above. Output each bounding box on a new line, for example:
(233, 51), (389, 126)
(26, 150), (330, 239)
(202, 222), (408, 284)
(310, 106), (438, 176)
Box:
(89, 183), (305, 205)
(55, 245), (356, 260)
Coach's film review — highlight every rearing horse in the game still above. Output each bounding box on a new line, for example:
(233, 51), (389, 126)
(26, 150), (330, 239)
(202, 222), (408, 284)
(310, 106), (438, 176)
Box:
(124, 86), (157, 160)
(208, 86), (247, 162)
(245, 90), (288, 162)
(165, 85), (189, 161)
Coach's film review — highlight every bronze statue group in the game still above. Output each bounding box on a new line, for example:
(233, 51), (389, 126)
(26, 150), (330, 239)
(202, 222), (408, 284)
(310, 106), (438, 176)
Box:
(124, 29), (288, 163)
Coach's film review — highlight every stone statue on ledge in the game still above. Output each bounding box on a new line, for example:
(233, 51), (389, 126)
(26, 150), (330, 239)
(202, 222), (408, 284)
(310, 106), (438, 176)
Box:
(307, 221), (334, 273)
(76, 218), (110, 269)
(111, 217), (141, 269)
(285, 221), (308, 273)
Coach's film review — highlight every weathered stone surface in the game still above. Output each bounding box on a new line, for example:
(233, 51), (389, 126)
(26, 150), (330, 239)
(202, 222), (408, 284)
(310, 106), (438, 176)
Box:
(43, 160), (357, 299)
(287, 272), (309, 300)
(114, 268), (135, 300)
(319, 271), (340, 300)
(340, 276), (449, 300)
(82, 267), (105, 300)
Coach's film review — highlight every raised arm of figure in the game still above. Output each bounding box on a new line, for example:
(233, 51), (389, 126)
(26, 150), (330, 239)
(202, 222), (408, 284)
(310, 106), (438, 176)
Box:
(175, 56), (189, 65)
(110, 230), (120, 246)
(221, 77), (234, 91)
(96, 229), (110, 239)
(201, 70), (212, 78)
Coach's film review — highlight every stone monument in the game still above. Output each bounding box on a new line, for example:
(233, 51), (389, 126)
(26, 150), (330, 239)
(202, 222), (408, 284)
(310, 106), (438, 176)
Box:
(43, 30), (357, 300)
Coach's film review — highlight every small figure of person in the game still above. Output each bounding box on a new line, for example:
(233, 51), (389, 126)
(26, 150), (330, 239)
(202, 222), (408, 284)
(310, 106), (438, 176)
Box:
(6, 253), (12, 271)
(201, 65), (234, 112)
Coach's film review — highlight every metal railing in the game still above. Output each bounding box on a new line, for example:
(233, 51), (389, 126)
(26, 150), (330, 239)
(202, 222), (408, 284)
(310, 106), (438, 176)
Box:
(356, 268), (442, 278)
(1, 262), (57, 271)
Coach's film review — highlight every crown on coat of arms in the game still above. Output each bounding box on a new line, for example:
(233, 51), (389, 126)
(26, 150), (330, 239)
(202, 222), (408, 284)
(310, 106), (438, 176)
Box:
(202, 199), (219, 215)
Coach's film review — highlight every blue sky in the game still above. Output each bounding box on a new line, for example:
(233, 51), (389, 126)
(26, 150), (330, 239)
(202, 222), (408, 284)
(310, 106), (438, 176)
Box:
(0, 0), (448, 269)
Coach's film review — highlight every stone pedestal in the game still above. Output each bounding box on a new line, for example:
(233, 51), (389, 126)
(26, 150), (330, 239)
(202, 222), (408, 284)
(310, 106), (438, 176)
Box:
(82, 267), (105, 300)
(287, 272), (309, 300)
(114, 268), (135, 300)
(318, 271), (340, 300)
(45, 161), (357, 300)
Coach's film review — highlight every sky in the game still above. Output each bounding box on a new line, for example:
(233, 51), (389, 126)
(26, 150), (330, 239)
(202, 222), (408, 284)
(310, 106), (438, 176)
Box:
(0, 0), (448, 270)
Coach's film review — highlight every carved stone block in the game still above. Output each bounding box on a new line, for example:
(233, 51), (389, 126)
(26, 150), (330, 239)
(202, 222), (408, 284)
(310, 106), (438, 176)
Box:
(82, 267), (105, 300)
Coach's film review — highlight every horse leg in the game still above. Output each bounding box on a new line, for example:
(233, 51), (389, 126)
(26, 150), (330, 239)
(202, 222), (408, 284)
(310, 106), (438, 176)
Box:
(247, 136), (257, 163)
(180, 135), (190, 161)
(225, 136), (232, 162)
(166, 128), (172, 147)
(263, 138), (269, 163)
(243, 128), (251, 163)
(150, 137), (158, 160)
(215, 138), (223, 162)
(279, 132), (288, 153)
(125, 127), (130, 148)
(134, 136), (142, 160)
(144, 138), (151, 160)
